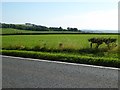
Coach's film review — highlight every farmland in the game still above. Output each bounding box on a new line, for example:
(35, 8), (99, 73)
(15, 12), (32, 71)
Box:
(2, 34), (119, 57)
(2, 34), (118, 49)
(0, 28), (37, 34)
(1, 28), (81, 35)
(1, 28), (120, 68)
(1, 28), (53, 34)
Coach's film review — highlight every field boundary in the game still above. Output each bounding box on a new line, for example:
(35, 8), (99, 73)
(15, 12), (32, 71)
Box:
(1, 50), (120, 68)
(2, 55), (119, 70)
(1, 33), (119, 35)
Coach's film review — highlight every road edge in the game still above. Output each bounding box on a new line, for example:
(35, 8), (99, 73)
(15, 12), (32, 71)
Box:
(2, 55), (119, 70)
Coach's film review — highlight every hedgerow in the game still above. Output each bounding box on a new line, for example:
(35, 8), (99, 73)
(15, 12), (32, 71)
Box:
(1, 50), (119, 68)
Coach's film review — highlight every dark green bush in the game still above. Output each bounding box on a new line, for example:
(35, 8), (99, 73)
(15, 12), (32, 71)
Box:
(88, 37), (117, 49)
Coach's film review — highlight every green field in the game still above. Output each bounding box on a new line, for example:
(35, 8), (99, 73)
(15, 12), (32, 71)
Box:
(1, 28), (81, 34)
(1, 28), (119, 68)
(0, 28), (45, 34)
(2, 34), (119, 58)
(2, 34), (118, 49)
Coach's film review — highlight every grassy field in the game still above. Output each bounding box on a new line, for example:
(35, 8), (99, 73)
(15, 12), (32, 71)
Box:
(2, 34), (118, 49)
(2, 34), (119, 58)
(1, 29), (119, 67)
(0, 28), (48, 34)
(1, 28), (81, 34)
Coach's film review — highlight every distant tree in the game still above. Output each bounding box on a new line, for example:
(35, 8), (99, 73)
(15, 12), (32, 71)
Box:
(67, 27), (78, 31)
(67, 27), (70, 31)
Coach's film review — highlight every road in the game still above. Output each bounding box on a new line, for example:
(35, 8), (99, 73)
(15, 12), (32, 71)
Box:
(2, 55), (119, 88)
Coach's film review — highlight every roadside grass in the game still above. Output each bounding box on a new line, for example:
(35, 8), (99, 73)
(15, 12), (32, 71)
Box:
(1, 50), (120, 68)
(2, 44), (119, 58)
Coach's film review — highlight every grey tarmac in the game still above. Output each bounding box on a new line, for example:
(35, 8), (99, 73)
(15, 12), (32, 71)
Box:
(2, 55), (119, 88)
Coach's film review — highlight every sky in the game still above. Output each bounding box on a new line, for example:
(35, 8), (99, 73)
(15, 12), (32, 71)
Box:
(1, 0), (119, 30)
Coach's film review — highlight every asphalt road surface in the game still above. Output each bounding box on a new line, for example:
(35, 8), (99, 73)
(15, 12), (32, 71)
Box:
(2, 55), (119, 88)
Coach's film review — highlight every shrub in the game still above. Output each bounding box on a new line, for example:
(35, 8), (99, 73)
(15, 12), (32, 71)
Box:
(88, 37), (117, 49)
(59, 42), (63, 49)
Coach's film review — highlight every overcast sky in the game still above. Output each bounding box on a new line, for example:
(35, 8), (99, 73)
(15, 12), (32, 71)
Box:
(1, 0), (119, 30)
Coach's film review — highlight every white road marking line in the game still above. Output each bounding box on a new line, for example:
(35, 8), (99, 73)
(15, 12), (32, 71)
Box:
(1, 55), (119, 70)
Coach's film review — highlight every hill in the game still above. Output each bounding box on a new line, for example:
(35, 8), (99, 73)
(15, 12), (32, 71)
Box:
(1, 28), (82, 35)
(1, 23), (81, 32)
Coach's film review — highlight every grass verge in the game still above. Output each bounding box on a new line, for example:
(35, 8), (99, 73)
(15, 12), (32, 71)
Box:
(1, 50), (119, 68)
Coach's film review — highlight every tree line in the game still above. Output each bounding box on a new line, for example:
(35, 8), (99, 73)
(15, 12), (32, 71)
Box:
(0, 23), (81, 32)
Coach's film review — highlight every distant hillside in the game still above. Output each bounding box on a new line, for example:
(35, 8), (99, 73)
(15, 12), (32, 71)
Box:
(0, 23), (118, 34)
(1, 28), (83, 35)
(1, 23), (81, 32)
(0, 28), (43, 34)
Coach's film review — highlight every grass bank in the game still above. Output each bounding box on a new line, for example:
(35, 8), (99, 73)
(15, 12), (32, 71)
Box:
(1, 50), (119, 68)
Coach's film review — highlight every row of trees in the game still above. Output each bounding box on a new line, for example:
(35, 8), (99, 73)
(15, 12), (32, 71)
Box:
(0, 23), (81, 32)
